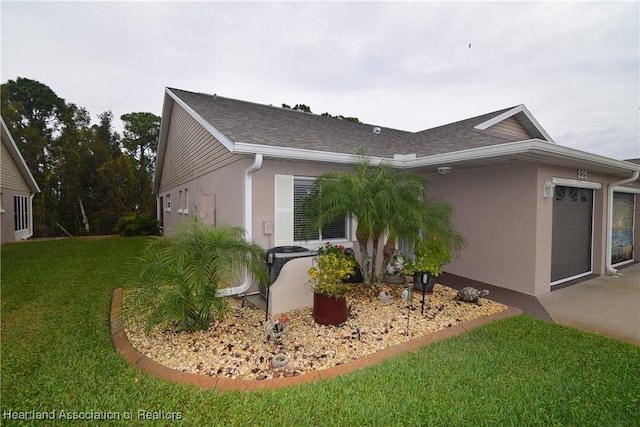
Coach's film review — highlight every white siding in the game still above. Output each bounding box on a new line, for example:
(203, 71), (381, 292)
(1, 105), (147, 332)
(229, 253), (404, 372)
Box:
(485, 116), (532, 140)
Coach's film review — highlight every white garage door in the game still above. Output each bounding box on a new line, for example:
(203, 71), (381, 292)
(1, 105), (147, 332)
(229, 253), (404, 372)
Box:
(551, 186), (594, 284)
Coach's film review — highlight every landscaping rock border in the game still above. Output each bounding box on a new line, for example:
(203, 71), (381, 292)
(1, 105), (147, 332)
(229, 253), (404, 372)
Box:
(110, 288), (522, 390)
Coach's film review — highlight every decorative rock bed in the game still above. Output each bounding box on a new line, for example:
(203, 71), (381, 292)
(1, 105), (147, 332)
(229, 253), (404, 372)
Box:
(123, 283), (507, 381)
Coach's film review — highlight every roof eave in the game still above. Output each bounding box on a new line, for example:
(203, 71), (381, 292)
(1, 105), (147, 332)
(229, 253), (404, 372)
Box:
(403, 139), (640, 175)
(473, 105), (555, 143)
(1, 117), (41, 194)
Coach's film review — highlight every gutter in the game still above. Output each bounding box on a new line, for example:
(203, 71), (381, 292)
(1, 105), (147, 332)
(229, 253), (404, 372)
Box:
(216, 153), (263, 296)
(605, 171), (640, 275)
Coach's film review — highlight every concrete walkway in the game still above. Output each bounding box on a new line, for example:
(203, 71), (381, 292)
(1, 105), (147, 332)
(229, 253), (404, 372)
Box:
(537, 263), (640, 346)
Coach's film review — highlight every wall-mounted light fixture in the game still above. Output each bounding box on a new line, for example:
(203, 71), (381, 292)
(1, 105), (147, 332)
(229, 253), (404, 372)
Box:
(437, 166), (452, 175)
(543, 181), (555, 198)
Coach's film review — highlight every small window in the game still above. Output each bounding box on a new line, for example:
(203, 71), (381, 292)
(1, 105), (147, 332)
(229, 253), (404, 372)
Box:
(183, 189), (189, 214)
(166, 194), (171, 212)
(178, 191), (183, 214)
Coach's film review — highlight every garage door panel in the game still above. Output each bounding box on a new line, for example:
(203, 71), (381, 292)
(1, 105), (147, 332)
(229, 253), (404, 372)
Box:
(551, 186), (593, 284)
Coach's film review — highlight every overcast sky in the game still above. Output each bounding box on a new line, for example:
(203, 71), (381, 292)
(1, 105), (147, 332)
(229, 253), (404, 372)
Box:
(2, 1), (639, 160)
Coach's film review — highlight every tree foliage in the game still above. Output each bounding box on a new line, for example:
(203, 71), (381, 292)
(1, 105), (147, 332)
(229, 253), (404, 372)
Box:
(305, 158), (464, 284)
(121, 112), (161, 174)
(1, 77), (159, 237)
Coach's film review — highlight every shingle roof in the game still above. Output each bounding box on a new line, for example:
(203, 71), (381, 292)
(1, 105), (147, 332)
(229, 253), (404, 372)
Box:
(167, 88), (528, 158)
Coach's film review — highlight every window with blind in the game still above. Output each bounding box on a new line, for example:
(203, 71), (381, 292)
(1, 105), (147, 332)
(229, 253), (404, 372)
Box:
(293, 177), (347, 241)
(274, 175), (348, 246)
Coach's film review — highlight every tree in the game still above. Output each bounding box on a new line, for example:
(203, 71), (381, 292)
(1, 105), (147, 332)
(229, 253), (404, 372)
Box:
(305, 158), (464, 284)
(126, 219), (268, 333)
(121, 112), (160, 174)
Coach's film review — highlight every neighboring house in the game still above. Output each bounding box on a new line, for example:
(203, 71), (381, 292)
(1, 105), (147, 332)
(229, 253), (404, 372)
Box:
(1, 117), (40, 244)
(154, 88), (640, 296)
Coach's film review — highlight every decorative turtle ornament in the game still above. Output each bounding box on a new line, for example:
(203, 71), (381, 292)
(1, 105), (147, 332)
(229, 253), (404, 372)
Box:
(455, 287), (489, 306)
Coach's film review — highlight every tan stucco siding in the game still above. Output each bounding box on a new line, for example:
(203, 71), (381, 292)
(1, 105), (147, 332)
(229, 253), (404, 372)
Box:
(1, 139), (30, 192)
(485, 117), (532, 140)
(428, 163), (540, 295)
(251, 160), (355, 250)
(158, 102), (243, 194)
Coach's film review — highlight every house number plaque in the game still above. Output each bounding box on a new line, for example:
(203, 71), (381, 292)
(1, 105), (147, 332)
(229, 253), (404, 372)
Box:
(577, 169), (588, 180)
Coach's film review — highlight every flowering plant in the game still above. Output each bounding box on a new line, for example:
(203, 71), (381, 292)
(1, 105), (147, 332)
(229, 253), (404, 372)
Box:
(403, 236), (451, 277)
(308, 242), (355, 298)
(385, 250), (405, 276)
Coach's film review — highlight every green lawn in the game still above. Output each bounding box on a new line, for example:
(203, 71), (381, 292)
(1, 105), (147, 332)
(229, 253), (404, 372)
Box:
(2, 237), (639, 426)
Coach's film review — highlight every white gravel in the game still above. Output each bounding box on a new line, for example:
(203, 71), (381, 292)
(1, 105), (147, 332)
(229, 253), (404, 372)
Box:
(123, 283), (507, 380)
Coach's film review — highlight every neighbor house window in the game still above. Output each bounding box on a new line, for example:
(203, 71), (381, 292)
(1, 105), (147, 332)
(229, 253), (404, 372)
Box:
(165, 194), (171, 212)
(14, 195), (28, 232)
(178, 191), (183, 214)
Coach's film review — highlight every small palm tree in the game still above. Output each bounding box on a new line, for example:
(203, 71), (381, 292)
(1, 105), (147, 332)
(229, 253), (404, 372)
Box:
(126, 218), (267, 333)
(306, 158), (463, 284)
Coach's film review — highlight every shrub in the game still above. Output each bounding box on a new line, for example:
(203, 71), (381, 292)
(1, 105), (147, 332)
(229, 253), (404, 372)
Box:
(115, 211), (160, 236)
(125, 218), (268, 332)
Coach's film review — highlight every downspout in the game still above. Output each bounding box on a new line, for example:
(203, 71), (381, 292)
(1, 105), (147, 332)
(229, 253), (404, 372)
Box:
(27, 194), (35, 239)
(216, 153), (263, 296)
(605, 170), (639, 274)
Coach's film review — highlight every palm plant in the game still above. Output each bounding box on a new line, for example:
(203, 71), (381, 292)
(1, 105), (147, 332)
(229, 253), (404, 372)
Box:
(306, 158), (463, 285)
(126, 218), (267, 333)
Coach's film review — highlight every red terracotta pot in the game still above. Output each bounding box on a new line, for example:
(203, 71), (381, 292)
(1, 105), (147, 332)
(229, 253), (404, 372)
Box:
(313, 292), (348, 325)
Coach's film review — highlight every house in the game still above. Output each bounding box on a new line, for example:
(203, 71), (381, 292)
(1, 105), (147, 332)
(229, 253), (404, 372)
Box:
(154, 88), (640, 297)
(1, 117), (40, 244)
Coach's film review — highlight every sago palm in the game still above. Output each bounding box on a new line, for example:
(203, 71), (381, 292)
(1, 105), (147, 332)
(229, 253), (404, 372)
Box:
(126, 218), (267, 332)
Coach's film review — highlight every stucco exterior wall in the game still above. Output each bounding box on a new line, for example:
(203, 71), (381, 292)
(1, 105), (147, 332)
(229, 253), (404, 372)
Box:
(428, 162), (639, 296)
(159, 157), (247, 234)
(428, 163), (540, 295)
(251, 159), (355, 250)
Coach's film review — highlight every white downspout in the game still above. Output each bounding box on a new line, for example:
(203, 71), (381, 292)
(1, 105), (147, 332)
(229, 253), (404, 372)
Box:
(217, 153), (263, 296)
(27, 194), (35, 239)
(605, 171), (639, 275)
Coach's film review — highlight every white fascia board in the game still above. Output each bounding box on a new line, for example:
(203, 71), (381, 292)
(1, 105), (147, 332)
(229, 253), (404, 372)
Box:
(398, 140), (542, 168)
(154, 91), (175, 194)
(165, 88), (235, 152)
(233, 142), (388, 165)
(0, 117), (40, 193)
(400, 139), (640, 174)
(473, 105), (555, 143)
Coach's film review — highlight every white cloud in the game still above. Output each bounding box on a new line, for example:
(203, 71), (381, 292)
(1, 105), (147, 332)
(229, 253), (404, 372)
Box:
(2, 0), (638, 159)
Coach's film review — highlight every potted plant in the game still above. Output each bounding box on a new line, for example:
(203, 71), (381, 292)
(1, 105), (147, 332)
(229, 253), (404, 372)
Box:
(382, 250), (406, 285)
(404, 236), (451, 294)
(307, 242), (356, 325)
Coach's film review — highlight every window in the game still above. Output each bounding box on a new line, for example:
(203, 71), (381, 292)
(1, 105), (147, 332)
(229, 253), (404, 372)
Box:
(14, 195), (28, 232)
(178, 191), (183, 213)
(274, 175), (348, 246)
(183, 189), (189, 214)
(165, 194), (171, 212)
(293, 177), (347, 241)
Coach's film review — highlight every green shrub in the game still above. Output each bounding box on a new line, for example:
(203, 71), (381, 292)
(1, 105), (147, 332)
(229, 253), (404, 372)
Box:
(125, 218), (268, 332)
(114, 211), (160, 236)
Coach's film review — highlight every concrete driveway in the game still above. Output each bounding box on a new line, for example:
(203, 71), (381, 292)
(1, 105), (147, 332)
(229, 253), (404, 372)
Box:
(537, 263), (640, 346)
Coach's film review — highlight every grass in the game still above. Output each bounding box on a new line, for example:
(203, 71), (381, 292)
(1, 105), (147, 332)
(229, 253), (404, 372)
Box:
(2, 236), (639, 426)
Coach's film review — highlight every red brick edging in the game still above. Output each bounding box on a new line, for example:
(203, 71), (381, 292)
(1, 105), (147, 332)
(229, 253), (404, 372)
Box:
(110, 288), (522, 391)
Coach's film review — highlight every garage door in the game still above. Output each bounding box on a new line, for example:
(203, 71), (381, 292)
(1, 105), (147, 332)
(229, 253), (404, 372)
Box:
(551, 186), (593, 284)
